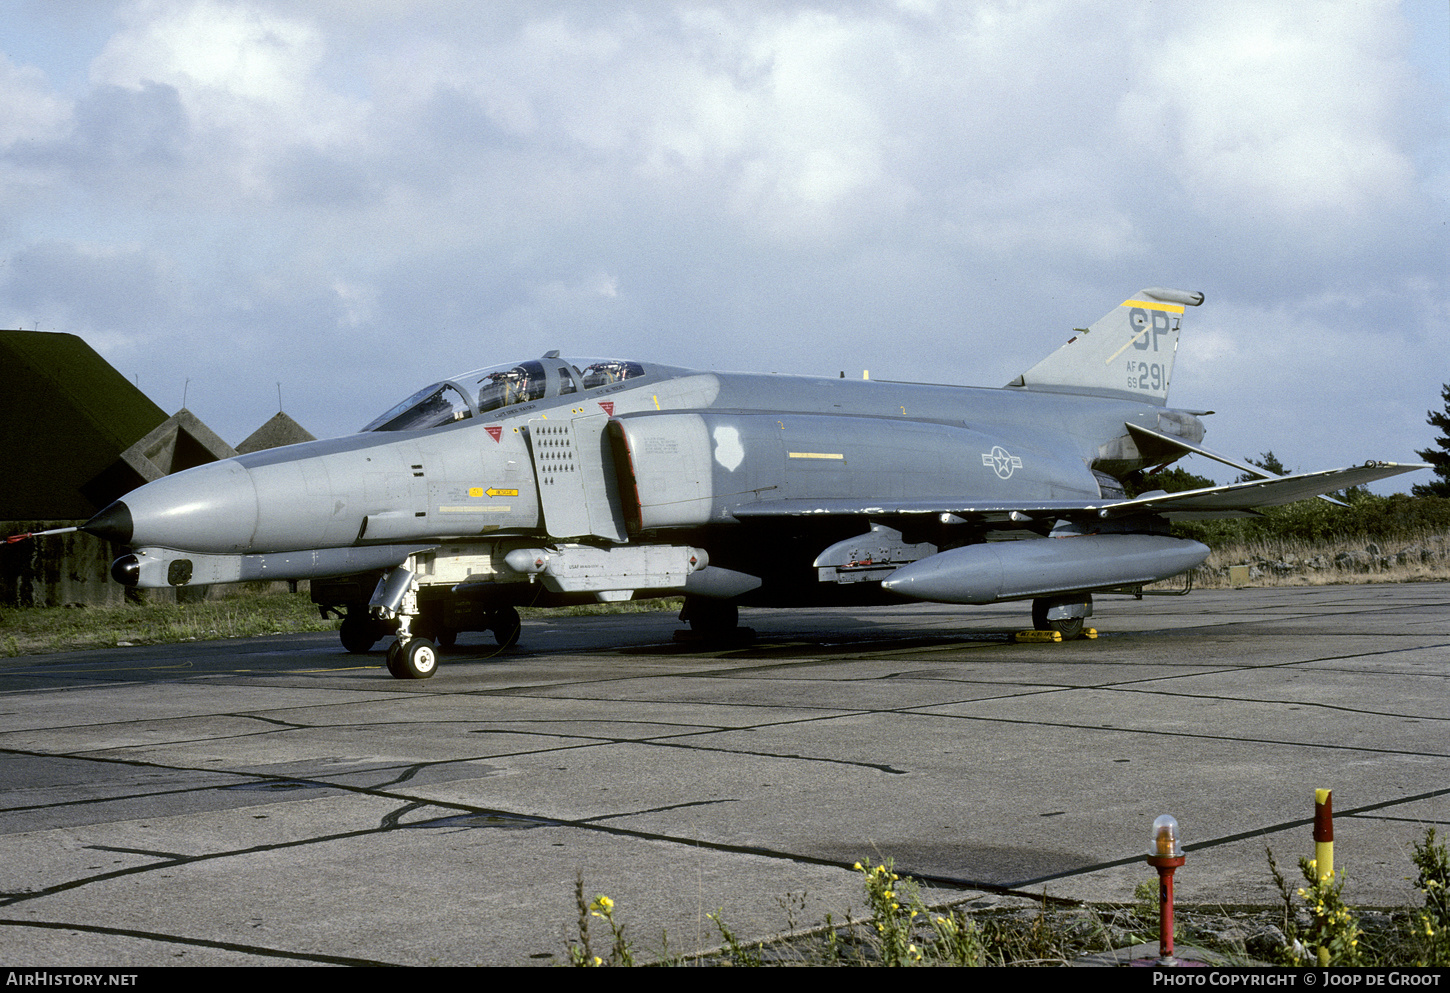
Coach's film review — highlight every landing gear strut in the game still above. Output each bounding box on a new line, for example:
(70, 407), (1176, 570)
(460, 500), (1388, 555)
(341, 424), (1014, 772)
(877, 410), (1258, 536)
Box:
(377, 568), (440, 679)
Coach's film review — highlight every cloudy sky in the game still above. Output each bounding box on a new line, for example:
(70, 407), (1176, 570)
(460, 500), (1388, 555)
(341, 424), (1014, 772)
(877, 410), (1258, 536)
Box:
(3, 1), (1446, 493)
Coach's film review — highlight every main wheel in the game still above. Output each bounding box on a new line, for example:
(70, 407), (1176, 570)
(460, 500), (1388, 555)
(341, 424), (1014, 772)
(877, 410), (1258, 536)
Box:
(1032, 597), (1086, 640)
(490, 606), (521, 649)
(1049, 615), (1084, 640)
(683, 597), (738, 637)
(395, 638), (439, 679)
(339, 612), (378, 654)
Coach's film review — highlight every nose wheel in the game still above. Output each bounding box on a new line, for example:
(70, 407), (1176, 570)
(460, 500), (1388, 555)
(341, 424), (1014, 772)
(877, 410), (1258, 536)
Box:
(387, 637), (439, 679)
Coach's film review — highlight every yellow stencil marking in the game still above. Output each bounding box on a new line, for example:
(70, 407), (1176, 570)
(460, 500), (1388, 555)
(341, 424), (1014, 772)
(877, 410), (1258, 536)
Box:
(788, 452), (844, 460)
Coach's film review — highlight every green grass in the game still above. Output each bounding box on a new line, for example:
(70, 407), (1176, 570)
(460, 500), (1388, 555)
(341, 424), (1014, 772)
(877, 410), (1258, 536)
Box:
(0, 589), (338, 657)
(0, 590), (687, 658)
(564, 831), (1450, 967)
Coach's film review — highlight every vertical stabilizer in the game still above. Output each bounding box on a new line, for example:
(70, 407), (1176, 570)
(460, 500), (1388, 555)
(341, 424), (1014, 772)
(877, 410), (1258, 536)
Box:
(1006, 287), (1203, 405)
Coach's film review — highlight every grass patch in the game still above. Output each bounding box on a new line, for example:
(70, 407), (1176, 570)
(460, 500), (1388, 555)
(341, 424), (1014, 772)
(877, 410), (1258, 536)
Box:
(0, 590), (687, 657)
(0, 589), (338, 657)
(1190, 530), (1450, 589)
(563, 830), (1450, 967)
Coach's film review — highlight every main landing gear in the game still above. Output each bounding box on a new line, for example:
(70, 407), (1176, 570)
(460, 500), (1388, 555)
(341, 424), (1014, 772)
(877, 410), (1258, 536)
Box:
(489, 606), (522, 649)
(677, 596), (746, 643)
(339, 609), (391, 655)
(1031, 593), (1093, 640)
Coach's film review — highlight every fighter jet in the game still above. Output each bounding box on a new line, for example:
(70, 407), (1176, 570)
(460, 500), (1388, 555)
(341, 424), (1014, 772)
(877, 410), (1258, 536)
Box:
(80, 288), (1423, 677)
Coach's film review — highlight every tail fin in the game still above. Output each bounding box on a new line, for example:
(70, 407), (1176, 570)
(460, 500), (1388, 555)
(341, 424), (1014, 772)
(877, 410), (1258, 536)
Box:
(1005, 287), (1204, 405)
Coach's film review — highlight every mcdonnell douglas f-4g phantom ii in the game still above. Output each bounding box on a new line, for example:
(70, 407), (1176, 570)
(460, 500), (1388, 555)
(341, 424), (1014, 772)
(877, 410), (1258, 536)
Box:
(80, 287), (1423, 677)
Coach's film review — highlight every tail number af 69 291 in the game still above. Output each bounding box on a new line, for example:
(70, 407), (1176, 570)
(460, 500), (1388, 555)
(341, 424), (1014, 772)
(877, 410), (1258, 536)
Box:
(1127, 360), (1166, 392)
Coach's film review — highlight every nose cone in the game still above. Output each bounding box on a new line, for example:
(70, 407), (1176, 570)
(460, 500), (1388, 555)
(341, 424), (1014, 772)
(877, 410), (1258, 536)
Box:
(86, 460), (261, 554)
(83, 501), (134, 544)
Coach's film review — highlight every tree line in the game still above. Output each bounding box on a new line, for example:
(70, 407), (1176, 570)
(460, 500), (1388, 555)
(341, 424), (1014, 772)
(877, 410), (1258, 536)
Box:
(1122, 383), (1450, 549)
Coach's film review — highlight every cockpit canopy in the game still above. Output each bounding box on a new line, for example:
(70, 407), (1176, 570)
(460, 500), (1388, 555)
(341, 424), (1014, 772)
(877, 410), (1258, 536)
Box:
(361, 357), (645, 432)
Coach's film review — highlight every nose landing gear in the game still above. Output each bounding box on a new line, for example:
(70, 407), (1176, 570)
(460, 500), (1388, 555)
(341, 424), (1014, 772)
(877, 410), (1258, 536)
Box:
(374, 567), (440, 680)
(387, 636), (439, 679)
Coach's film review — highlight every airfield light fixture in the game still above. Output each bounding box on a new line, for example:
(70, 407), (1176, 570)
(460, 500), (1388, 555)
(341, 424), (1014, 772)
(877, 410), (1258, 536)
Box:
(1144, 814), (1186, 966)
(1151, 814), (1182, 857)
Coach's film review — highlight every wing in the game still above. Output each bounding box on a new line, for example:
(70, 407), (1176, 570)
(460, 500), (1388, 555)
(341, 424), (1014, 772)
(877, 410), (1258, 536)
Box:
(730, 461), (1427, 525)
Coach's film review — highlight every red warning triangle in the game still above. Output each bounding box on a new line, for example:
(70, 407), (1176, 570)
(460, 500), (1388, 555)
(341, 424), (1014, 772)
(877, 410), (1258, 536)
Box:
(485, 425), (502, 443)
(599, 402), (614, 416)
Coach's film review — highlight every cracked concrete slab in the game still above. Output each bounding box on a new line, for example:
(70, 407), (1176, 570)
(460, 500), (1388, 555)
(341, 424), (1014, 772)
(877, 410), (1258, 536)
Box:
(1, 584), (1446, 965)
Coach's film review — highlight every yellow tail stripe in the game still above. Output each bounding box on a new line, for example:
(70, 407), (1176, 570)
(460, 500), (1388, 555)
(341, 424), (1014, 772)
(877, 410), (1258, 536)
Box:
(1123, 298), (1185, 314)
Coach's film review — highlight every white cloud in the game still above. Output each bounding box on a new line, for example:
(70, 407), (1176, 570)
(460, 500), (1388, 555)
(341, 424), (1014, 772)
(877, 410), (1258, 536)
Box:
(1120, 1), (1416, 221)
(0, 239), (180, 346)
(92, 0), (323, 103)
(0, 0), (1440, 481)
(0, 52), (70, 149)
(87, 0), (367, 196)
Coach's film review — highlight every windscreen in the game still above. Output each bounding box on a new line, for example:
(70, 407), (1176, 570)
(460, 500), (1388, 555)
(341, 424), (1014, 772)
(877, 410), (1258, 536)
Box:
(360, 382), (472, 432)
(361, 357), (647, 432)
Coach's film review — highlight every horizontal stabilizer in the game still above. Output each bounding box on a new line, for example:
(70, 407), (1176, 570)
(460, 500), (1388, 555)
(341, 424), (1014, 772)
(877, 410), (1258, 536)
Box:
(1103, 462), (1428, 518)
(1126, 421), (1347, 506)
